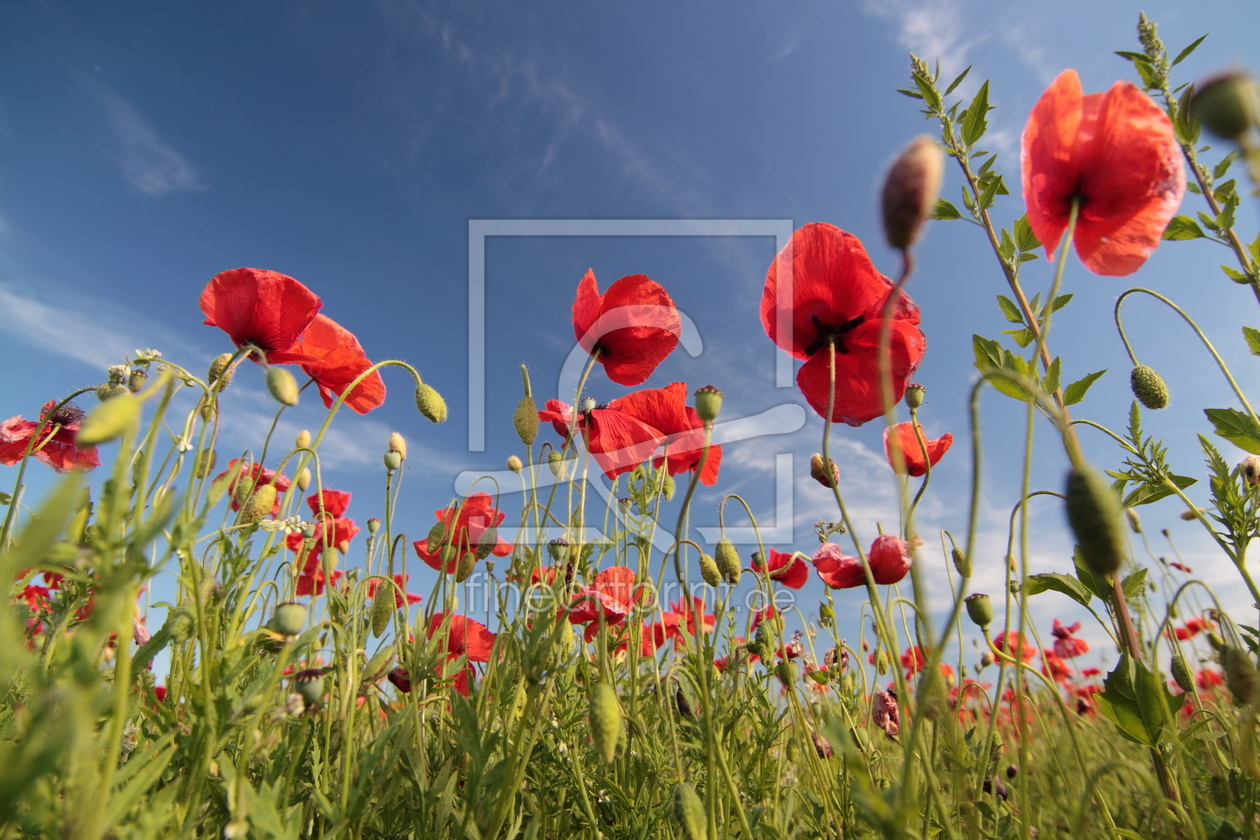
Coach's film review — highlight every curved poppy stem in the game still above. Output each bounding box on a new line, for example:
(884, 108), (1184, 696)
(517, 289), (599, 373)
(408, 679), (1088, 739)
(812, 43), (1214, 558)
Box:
(1114, 287), (1259, 423)
(1037, 197), (1084, 469)
(903, 408), (933, 534)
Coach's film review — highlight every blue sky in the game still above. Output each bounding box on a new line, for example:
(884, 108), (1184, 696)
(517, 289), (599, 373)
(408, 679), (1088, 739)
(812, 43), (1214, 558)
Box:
(2, 0), (1259, 668)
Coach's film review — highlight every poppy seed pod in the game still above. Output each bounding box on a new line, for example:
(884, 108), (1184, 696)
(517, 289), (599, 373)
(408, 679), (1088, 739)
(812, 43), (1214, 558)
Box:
(1065, 465), (1126, 577)
(694, 385), (723, 423)
(455, 550), (476, 582)
(208, 352), (235, 387)
(698, 553), (721, 587)
(388, 432), (407, 460)
(127, 369), (147, 394)
(881, 135), (944, 250)
(776, 659), (799, 686)
(293, 668), (325, 706)
(1193, 73), (1258, 141)
(414, 383), (447, 423)
(547, 538), (568, 562)
(295, 429), (312, 449)
(506, 455), (523, 472)
(904, 382), (926, 410)
(714, 538), (741, 585)
(243, 484), (276, 523)
(581, 396), (597, 413)
(383, 450), (402, 472)
(588, 681), (621, 764)
(673, 783), (706, 840)
(1130, 365), (1170, 410)
(809, 454), (839, 489)
(1170, 649), (1195, 693)
(265, 367), (300, 406)
(366, 517), (381, 535)
(513, 395), (538, 445)
(272, 602), (306, 637)
(77, 392), (140, 445)
(964, 593), (993, 628)
(1221, 645), (1259, 706)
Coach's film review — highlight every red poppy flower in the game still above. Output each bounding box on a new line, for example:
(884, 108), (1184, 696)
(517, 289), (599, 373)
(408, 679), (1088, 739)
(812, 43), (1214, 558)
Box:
(1051, 619), (1089, 659)
(286, 489), (360, 569)
(868, 536), (912, 585)
(901, 646), (927, 676)
(1042, 649), (1074, 683)
(883, 422), (953, 477)
(538, 399), (575, 439)
(0, 402), (100, 473)
(1196, 669), (1225, 691)
(812, 543), (864, 589)
(427, 613), (496, 696)
(296, 567), (343, 596)
(1021, 69), (1186, 276)
(994, 631), (1037, 663)
(269, 314), (385, 414)
(572, 269), (681, 386)
(199, 267), (323, 355)
(568, 566), (641, 641)
(1175, 616), (1215, 641)
(1169, 562), (1192, 573)
(760, 224), (926, 426)
(413, 492), (513, 573)
(215, 458), (290, 516)
(367, 574), (423, 608)
(872, 689), (901, 737)
(1081, 667), (1101, 679)
(751, 548), (809, 589)
(659, 596), (715, 645)
(651, 397), (722, 486)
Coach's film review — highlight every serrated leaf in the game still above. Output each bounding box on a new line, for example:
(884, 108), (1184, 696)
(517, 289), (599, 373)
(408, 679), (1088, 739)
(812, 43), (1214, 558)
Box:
(1205, 408), (1260, 454)
(1096, 655), (1177, 748)
(1013, 215), (1040, 251)
(1243, 327), (1260, 356)
(1073, 547), (1112, 602)
(996, 294), (1024, 324)
(1219, 193), (1238, 232)
(913, 75), (943, 112)
(1023, 572), (1091, 606)
(933, 199), (962, 221)
(1063, 370), (1107, 406)
(1002, 328), (1034, 348)
(960, 81), (990, 146)
(998, 227), (1016, 262)
(1162, 215), (1206, 241)
(1222, 265), (1249, 283)
(1123, 474), (1197, 508)
(1199, 210), (1222, 232)
(1171, 34), (1208, 66)
(943, 65), (972, 96)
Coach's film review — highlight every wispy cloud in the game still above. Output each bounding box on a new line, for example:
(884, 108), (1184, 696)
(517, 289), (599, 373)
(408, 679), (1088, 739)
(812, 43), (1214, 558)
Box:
(0, 283), (162, 369)
(863, 0), (974, 78)
(88, 81), (208, 197)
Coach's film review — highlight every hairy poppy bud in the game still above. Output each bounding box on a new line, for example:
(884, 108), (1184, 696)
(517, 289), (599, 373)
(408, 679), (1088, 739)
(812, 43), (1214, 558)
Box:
(819, 602), (834, 627)
(1065, 465), (1126, 577)
(1208, 630), (1227, 652)
(965, 593), (993, 628)
(475, 526), (498, 560)
(1242, 455), (1260, 487)
(980, 650), (995, 668)
(272, 602), (306, 637)
(673, 783), (706, 840)
(127, 369), (147, 394)
(414, 383), (447, 423)
(296, 468), (311, 491)
(456, 550), (476, 582)
(881, 135), (944, 250)
(506, 455), (523, 472)
(809, 453), (839, 488)
(243, 484), (276, 523)
(548, 450), (569, 479)
(714, 538), (741, 585)
(362, 648), (395, 686)
(904, 382), (926, 410)
(266, 367), (299, 406)
(293, 668), (325, 706)
(194, 448), (217, 479)
(662, 473), (676, 500)
(514, 396), (538, 446)
(208, 353), (235, 387)
(674, 684), (695, 719)
(1130, 365), (1170, 410)
(96, 383), (130, 402)
(588, 681), (620, 764)
(1222, 645), (1258, 705)
(168, 609), (195, 644)
(1210, 774), (1231, 808)
(694, 385), (723, 423)
(951, 546), (971, 578)
(383, 450), (402, 472)
(776, 659), (799, 686)
(388, 432), (407, 460)
(77, 392), (140, 445)
(370, 578), (394, 637)
(426, 520), (447, 552)
(1193, 72), (1258, 141)
(294, 429), (311, 450)
(751, 622), (772, 659)
(698, 553), (721, 587)
(1170, 649), (1194, 693)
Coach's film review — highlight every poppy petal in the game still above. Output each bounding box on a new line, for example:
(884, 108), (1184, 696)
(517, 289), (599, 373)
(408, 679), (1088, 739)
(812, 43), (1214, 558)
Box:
(270, 314), (385, 414)
(794, 319), (926, 426)
(883, 422), (953, 477)
(199, 268), (323, 354)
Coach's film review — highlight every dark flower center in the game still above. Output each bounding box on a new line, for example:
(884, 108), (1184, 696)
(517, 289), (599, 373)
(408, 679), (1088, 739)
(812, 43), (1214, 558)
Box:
(804, 314), (866, 356)
(44, 404), (85, 427)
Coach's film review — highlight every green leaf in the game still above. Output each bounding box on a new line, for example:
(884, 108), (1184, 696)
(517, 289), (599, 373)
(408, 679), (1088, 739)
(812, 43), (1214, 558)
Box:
(997, 227), (1016, 262)
(913, 74), (943, 112)
(942, 65), (972, 96)
(933, 199), (962, 220)
(1073, 547), (1112, 603)
(977, 174), (1008, 209)
(1219, 192), (1239, 231)
(1096, 655), (1178, 748)
(1114, 50), (1149, 63)
(1023, 572), (1091, 606)
(1162, 215), (1206, 240)
(1051, 293), (1073, 313)
(1204, 407), (1260, 455)
(1122, 568), (1149, 600)
(1013, 214), (1040, 251)
(1123, 474), (1197, 508)
(1250, 231), (1260, 263)
(960, 80), (990, 146)
(896, 88), (924, 100)
(1199, 210), (1221, 232)
(1214, 150), (1239, 180)
(1063, 370), (1107, 405)
(1222, 265), (1249, 283)
(1171, 34), (1208, 66)
(996, 295), (1024, 324)
(0, 492), (9, 506)
(1001, 328), (1034, 348)
(1043, 357), (1061, 396)
(1243, 327), (1260, 356)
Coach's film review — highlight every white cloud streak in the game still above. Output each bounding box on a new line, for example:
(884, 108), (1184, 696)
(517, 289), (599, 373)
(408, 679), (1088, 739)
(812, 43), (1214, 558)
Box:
(88, 82), (208, 197)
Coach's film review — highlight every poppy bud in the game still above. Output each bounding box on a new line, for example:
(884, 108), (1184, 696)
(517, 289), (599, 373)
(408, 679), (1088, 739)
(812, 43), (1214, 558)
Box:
(1231, 768), (1245, 805)
(507, 455), (523, 472)
(296, 468), (311, 491)
(881, 135), (944, 250)
(1125, 508), (1142, 534)
(874, 649), (890, 675)
(370, 578), (394, 637)
(362, 648), (395, 685)
(168, 609), (195, 644)
(964, 593), (993, 628)
(387, 667), (412, 694)
(698, 553), (721, 587)
(127, 369), (147, 394)
(588, 680), (620, 764)
(547, 538), (568, 562)
(547, 450), (569, 479)
(455, 550), (476, 582)
(266, 367), (300, 406)
(674, 684), (695, 719)
(272, 602), (306, 637)
(295, 429), (311, 449)
(425, 520), (447, 553)
(414, 382), (447, 424)
(750, 622), (772, 659)
(1065, 465), (1126, 577)
(819, 602), (834, 627)
(383, 450), (402, 472)
(243, 484), (276, 523)
(194, 448), (217, 479)
(714, 538), (741, 585)
(514, 396), (539, 445)
(776, 659), (799, 686)
(1130, 365), (1170, 410)
(661, 474), (676, 500)
(475, 526), (498, 560)
(1193, 72), (1258, 141)
(1208, 630), (1227, 652)
(366, 517), (381, 535)
(1170, 649), (1194, 693)
(811, 730), (834, 759)
(293, 668), (324, 706)
(809, 454), (839, 488)
(96, 383), (130, 402)
(673, 783), (706, 840)
(980, 650), (995, 668)
(77, 392), (140, 445)
(951, 546), (971, 578)
(1241, 455), (1260, 487)
(904, 382), (926, 410)
(208, 353), (235, 388)
(694, 385), (723, 423)
(388, 432), (407, 460)
(1006, 764), (1019, 780)
(1221, 645), (1258, 705)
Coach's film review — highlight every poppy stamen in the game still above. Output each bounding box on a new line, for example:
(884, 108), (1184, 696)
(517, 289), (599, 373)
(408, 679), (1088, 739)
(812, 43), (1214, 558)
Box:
(804, 314), (867, 356)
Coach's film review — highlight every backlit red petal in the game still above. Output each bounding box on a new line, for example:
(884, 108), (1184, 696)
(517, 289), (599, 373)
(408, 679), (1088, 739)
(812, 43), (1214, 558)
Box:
(794, 319), (925, 426)
(883, 422), (953, 477)
(199, 268), (322, 354)
(271, 314), (385, 414)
